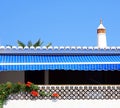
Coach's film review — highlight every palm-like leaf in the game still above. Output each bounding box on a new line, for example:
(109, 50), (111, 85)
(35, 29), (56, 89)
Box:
(17, 40), (25, 48)
(27, 41), (32, 48)
(33, 39), (43, 48)
(46, 42), (52, 48)
(16, 39), (52, 49)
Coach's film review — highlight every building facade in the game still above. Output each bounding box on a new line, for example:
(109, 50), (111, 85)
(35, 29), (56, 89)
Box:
(1, 20), (120, 108)
(0, 20), (120, 84)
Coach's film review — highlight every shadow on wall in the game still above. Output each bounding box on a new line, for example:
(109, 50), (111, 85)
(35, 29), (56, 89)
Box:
(0, 70), (120, 84)
(25, 70), (120, 85)
(0, 71), (25, 83)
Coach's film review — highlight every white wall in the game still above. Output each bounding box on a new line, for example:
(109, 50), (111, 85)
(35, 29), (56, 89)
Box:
(98, 33), (107, 48)
(3, 100), (120, 108)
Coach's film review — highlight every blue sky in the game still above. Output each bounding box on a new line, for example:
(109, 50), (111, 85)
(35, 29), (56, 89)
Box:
(0, 0), (120, 47)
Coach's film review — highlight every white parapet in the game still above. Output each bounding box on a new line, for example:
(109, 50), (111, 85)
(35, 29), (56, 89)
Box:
(42, 46), (47, 50)
(30, 46), (35, 49)
(82, 46), (87, 50)
(53, 46), (59, 50)
(0, 46), (5, 49)
(59, 46), (64, 50)
(18, 46), (23, 49)
(48, 46), (53, 50)
(4, 99), (120, 108)
(6, 46), (11, 49)
(2, 85), (120, 108)
(12, 46), (17, 49)
(88, 46), (93, 50)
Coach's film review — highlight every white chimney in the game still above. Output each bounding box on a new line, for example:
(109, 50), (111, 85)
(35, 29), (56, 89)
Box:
(97, 19), (107, 48)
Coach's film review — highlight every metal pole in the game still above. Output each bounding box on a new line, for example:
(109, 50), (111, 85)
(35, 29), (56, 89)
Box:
(44, 70), (49, 84)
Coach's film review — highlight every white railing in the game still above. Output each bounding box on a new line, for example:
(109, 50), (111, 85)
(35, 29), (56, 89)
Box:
(8, 85), (120, 100)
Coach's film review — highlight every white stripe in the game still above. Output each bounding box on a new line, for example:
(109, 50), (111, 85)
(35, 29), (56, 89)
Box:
(0, 62), (120, 65)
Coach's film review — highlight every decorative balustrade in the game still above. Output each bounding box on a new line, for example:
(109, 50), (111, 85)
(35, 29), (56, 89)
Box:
(8, 85), (120, 100)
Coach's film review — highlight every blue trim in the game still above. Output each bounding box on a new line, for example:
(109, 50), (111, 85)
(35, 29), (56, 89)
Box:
(1, 64), (120, 71)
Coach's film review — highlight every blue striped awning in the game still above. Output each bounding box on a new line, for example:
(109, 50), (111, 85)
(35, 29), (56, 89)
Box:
(0, 55), (120, 71)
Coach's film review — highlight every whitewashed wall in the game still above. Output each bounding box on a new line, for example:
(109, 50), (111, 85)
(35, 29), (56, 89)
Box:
(3, 100), (120, 108)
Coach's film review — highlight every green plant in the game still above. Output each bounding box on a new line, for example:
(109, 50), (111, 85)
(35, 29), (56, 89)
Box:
(0, 81), (59, 108)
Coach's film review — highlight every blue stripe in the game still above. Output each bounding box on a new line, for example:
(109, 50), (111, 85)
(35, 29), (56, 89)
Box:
(1, 55), (120, 63)
(0, 64), (120, 71)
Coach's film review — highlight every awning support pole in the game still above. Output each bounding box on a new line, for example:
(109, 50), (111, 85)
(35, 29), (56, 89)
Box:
(44, 70), (49, 84)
